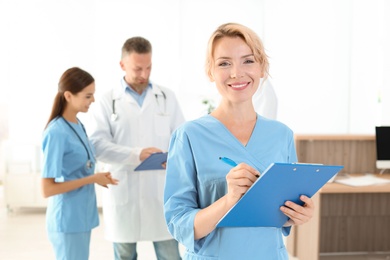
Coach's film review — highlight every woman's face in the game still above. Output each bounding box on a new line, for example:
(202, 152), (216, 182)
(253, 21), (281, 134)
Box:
(68, 82), (96, 113)
(211, 36), (263, 104)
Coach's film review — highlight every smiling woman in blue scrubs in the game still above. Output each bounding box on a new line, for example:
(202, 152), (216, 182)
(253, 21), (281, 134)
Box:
(164, 23), (315, 259)
(41, 67), (118, 260)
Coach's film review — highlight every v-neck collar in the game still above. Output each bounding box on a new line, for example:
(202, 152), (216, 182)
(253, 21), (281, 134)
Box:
(207, 114), (259, 148)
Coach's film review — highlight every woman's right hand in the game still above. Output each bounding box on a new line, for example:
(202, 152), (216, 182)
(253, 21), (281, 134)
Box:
(193, 163), (260, 239)
(225, 163), (260, 205)
(94, 172), (119, 188)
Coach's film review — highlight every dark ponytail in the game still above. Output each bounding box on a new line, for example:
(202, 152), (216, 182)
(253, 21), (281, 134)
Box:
(45, 67), (94, 129)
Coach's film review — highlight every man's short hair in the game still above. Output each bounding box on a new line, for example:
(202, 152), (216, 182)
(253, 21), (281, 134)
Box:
(121, 37), (152, 58)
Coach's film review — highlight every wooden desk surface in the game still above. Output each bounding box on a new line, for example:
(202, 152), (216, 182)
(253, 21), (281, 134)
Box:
(321, 174), (390, 193)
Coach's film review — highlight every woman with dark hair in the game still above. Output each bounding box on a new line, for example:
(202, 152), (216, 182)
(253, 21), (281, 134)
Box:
(41, 67), (118, 260)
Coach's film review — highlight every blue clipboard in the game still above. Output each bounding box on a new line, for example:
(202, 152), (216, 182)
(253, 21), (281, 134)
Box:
(134, 152), (168, 171)
(216, 162), (344, 228)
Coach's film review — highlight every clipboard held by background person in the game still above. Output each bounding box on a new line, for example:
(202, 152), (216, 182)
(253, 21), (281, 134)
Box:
(216, 162), (344, 228)
(134, 152), (168, 171)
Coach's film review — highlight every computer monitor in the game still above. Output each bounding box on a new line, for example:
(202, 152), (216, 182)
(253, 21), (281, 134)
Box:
(375, 126), (390, 173)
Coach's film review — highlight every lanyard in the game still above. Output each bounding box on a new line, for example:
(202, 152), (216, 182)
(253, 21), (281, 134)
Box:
(61, 117), (94, 169)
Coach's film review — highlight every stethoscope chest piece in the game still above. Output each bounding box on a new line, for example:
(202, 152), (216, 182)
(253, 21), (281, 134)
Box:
(111, 113), (118, 122)
(86, 160), (93, 169)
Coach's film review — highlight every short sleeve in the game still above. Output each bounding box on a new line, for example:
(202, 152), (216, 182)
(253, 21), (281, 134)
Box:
(41, 127), (66, 179)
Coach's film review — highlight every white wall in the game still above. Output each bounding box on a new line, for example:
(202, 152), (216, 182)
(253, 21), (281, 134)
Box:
(0, 0), (389, 156)
(263, 1), (353, 133)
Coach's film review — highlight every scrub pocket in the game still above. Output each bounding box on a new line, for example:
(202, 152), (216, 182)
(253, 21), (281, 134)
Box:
(109, 171), (128, 205)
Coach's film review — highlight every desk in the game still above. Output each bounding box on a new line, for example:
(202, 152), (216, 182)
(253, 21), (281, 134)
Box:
(287, 174), (390, 260)
(287, 135), (390, 260)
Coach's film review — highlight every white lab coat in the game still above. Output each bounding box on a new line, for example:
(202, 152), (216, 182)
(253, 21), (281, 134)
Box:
(89, 81), (185, 242)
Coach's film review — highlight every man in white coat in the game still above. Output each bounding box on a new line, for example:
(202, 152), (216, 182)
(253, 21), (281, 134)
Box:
(89, 37), (184, 260)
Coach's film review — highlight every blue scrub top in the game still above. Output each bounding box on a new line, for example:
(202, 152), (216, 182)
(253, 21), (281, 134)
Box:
(164, 115), (297, 259)
(42, 117), (98, 233)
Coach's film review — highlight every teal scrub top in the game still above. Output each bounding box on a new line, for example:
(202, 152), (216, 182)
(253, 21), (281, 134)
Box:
(42, 117), (98, 233)
(164, 115), (297, 260)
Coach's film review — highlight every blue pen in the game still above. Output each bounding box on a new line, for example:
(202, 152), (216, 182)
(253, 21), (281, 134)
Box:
(219, 157), (260, 178)
(219, 157), (238, 167)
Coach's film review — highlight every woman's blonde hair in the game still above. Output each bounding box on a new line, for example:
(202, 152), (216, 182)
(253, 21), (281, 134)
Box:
(205, 23), (269, 81)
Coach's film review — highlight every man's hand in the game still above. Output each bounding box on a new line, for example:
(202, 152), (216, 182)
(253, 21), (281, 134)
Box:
(140, 147), (163, 161)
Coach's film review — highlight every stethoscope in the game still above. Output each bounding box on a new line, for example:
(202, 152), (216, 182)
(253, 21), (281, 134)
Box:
(111, 89), (167, 122)
(62, 117), (95, 169)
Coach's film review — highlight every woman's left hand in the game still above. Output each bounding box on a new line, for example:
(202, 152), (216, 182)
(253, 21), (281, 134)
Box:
(280, 195), (314, 226)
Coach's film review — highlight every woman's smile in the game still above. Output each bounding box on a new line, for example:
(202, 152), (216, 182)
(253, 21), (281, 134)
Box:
(229, 82), (249, 90)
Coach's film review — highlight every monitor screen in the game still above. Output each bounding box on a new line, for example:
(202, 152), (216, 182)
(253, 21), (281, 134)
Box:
(375, 126), (390, 170)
